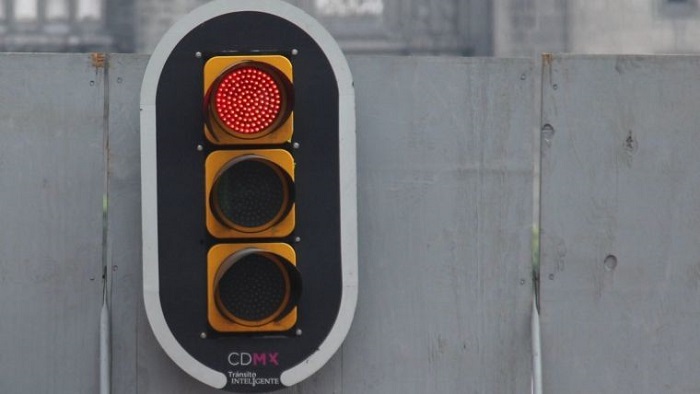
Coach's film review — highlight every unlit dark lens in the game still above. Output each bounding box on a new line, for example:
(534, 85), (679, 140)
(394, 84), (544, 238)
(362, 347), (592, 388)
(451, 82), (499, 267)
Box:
(214, 159), (287, 230)
(217, 253), (288, 323)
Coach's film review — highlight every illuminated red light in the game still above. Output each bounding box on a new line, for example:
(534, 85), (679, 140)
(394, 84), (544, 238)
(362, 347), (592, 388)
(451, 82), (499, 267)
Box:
(211, 64), (290, 136)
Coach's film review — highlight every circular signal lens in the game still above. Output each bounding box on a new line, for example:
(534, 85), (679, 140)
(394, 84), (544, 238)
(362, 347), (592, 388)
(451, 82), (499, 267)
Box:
(215, 252), (291, 326)
(209, 62), (293, 138)
(211, 157), (293, 233)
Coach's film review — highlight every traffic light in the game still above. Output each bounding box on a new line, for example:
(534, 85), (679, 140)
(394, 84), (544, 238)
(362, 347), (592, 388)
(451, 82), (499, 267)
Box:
(140, 1), (357, 392)
(204, 56), (300, 334)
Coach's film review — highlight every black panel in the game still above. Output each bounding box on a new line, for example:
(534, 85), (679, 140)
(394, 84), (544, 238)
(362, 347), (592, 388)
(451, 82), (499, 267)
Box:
(155, 11), (342, 393)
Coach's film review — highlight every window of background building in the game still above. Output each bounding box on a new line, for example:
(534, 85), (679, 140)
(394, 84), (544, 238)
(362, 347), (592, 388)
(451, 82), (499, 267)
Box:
(78, 0), (101, 20)
(14, 0), (38, 21)
(46, 0), (69, 20)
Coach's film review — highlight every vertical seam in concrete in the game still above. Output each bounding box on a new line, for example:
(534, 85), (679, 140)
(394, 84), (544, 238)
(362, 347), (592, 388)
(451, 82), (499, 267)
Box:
(340, 343), (344, 394)
(531, 53), (550, 394)
(535, 54), (551, 311)
(476, 67), (485, 394)
(97, 52), (112, 394)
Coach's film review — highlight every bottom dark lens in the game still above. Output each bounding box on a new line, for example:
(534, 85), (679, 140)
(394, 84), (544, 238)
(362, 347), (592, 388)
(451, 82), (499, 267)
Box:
(214, 159), (289, 230)
(217, 253), (289, 324)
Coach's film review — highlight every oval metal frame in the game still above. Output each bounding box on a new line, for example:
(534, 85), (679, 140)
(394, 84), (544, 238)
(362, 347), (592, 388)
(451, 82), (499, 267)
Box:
(140, 0), (357, 389)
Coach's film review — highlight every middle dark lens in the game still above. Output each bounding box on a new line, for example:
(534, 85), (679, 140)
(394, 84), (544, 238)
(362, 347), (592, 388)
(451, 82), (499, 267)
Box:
(214, 159), (289, 230)
(217, 253), (289, 324)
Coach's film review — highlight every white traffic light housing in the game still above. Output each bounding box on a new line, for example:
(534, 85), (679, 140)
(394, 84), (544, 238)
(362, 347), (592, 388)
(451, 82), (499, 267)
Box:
(140, 1), (357, 391)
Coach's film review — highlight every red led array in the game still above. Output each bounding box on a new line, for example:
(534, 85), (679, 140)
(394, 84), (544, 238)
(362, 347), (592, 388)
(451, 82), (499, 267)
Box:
(214, 67), (283, 135)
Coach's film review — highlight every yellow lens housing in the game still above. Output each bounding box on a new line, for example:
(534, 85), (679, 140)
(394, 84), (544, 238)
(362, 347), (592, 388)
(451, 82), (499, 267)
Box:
(203, 55), (293, 145)
(208, 243), (298, 333)
(205, 149), (295, 239)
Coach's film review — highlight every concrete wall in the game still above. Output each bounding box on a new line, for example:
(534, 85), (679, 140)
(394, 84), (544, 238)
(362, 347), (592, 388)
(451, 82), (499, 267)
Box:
(539, 54), (700, 393)
(0, 54), (533, 393)
(3, 53), (700, 393)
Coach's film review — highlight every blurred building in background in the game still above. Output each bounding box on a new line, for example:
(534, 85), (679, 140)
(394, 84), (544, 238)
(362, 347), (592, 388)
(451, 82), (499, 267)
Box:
(0, 0), (490, 54)
(0, 0), (132, 51)
(0, 0), (699, 55)
(136, 0), (492, 55)
(0, 0), (491, 54)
